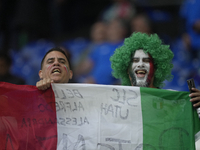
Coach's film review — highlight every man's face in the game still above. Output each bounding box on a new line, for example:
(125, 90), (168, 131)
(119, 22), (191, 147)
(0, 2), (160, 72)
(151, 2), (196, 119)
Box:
(128, 49), (155, 87)
(39, 51), (73, 83)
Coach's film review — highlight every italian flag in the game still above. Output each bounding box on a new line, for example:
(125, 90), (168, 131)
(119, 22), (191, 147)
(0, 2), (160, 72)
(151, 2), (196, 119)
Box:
(0, 82), (200, 150)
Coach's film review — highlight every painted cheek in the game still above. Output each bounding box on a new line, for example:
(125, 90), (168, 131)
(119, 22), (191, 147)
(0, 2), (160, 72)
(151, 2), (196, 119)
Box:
(47, 64), (53, 70)
(147, 58), (154, 82)
(46, 64), (53, 76)
(128, 63), (134, 76)
(64, 65), (69, 74)
(128, 63), (136, 85)
(132, 63), (137, 70)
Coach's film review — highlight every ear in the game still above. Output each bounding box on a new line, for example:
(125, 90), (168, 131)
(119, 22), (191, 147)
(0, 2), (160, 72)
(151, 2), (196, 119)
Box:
(39, 70), (43, 79)
(69, 70), (73, 79)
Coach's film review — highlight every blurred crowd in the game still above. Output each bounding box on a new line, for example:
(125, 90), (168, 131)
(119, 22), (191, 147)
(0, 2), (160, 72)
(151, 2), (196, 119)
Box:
(0, 0), (200, 91)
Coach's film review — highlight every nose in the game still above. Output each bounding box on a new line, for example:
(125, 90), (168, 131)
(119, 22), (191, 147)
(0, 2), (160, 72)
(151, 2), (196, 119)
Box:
(137, 60), (145, 68)
(53, 59), (60, 66)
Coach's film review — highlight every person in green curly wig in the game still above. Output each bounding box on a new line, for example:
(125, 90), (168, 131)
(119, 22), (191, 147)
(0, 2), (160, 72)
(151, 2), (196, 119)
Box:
(110, 32), (200, 108)
(110, 32), (173, 88)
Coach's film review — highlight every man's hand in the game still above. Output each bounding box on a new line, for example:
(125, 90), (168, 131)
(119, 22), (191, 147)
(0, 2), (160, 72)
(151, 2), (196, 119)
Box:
(36, 78), (54, 90)
(189, 88), (200, 107)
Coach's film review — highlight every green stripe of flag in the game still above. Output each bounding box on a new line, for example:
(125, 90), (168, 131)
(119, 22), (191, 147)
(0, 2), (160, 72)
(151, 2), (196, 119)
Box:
(141, 87), (200, 150)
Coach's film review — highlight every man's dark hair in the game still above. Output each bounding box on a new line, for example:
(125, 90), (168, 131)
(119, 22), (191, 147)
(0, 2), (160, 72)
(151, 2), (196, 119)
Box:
(41, 47), (72, 69)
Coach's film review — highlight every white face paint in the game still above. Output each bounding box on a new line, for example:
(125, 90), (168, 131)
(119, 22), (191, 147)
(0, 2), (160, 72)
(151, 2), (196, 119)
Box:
(128, 49), (151, 87)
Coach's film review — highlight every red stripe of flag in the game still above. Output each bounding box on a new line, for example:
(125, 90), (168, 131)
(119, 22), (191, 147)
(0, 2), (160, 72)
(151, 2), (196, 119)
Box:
(0, 82), (57, 150)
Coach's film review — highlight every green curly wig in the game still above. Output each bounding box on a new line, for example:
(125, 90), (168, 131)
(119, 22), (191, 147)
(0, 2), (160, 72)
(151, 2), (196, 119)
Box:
(110, 32), (174, 88)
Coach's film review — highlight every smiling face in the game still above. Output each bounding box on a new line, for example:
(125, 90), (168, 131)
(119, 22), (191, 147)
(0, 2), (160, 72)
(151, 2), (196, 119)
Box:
(128, 49), (155, 88)
(39, 51), (73, 83)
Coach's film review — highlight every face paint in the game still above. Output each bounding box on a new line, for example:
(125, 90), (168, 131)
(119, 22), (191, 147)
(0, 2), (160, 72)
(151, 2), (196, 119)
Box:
(146, 54), (154, 85)
(128, 65), (137, 86)
(64, 65), (69, 74)
(128, 49), (154, 87)
(47, 64), (53, 70)
(128, 64), (149, 87)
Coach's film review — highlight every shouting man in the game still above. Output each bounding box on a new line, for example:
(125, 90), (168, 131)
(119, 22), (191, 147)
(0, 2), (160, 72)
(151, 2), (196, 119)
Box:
(36, 47), (73, 90)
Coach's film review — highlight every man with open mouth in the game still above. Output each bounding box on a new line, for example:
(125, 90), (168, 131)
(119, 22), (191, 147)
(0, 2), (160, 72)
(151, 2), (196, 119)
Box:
(36, 47), (73, 90)
(110, 32), (200, 108)
(128, 49), (155, 88)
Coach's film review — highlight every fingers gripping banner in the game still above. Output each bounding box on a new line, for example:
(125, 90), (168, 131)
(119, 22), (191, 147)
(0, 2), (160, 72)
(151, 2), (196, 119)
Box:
(0, 82), (200, 150)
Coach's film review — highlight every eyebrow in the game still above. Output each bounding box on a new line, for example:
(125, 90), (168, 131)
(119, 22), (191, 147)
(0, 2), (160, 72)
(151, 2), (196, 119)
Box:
(46, 57), (67, 62)
(132, 57), (150, 62)
(133, 57), (150, 59)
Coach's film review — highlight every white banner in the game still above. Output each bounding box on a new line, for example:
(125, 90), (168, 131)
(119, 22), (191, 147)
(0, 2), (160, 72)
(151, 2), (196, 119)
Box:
(52, 83), (143, 150)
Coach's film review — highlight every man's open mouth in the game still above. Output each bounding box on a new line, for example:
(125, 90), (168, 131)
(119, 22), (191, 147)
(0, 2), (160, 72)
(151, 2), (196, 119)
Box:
(135, 70), (146, 78)
(52, 68), (61, 74)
